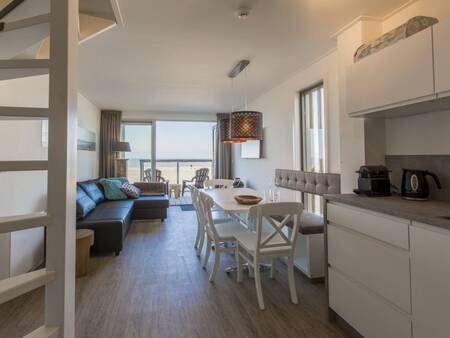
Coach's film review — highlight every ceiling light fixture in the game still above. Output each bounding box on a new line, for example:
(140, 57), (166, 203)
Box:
(227, 60), (263, 142)
(236, 7), (250, 20)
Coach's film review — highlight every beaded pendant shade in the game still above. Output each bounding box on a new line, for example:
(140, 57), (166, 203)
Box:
(230, 111), (263, 141)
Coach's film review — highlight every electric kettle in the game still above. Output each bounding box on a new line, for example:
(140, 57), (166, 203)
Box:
(401, 169), (442, 200)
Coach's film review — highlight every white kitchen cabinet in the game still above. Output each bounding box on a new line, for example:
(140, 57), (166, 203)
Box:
(433, 20), (450, 98)
(329, 268), (411, 338)
(328, 224), (411, 312)
(347, 27), (435, 116)
(410, 223), (450, 338)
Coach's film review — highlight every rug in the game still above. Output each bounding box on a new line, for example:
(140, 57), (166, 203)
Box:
(179, 204), (195, 211)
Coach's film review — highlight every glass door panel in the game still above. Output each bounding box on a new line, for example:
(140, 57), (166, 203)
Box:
(301, 84), (325, 215)
(121, 123), (152, 183)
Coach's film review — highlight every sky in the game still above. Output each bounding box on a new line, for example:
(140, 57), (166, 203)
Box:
(123, 121), (216, 160)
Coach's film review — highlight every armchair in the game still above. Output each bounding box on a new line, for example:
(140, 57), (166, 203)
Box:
(182, 168), (210, 196)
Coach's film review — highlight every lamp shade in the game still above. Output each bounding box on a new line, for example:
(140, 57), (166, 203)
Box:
(113, 141), (131, 152)
(230, 111), (263, 141)
(219, 115), (244, 144)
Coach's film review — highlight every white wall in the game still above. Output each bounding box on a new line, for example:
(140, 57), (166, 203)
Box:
(232, 51), (340, 193)
(78, 94), (101, 180)
(122, 110), (216, 122)
(0, 75), (100, 277)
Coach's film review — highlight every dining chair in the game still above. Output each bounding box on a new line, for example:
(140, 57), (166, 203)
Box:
(191, 187), (230, 257)
(198, 191), (248, 282)
(182, 168), (210, 196)
(234, 202), (303, 310)
(204, 179), (234, 189)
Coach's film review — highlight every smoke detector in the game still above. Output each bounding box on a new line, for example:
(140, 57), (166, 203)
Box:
(236, 7), (250, 20)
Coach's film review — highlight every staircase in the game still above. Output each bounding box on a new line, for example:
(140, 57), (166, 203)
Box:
(0, 0), (121, 337)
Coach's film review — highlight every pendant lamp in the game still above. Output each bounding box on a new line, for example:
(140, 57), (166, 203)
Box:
(218, 115), (233, 143)
(230, 110), (263, 141)
(228, 60), (263, 142)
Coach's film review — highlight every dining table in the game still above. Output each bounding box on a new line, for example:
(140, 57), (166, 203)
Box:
(201, 187), (264, 214)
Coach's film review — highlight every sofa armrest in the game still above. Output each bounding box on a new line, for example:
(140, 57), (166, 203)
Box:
(134, 182), (168, 195)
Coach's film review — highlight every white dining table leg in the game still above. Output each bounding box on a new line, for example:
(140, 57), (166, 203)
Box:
(270, 258), (276, 279)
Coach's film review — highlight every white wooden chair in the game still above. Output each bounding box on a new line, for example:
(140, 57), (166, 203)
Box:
(191, 187), (229, 256)
(199, 191), (249, 282)
(235, 202), (303, 310)
(204, 179), (234, 189)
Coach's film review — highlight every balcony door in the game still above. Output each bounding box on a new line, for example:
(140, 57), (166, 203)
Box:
(155, 121), (215, 185)
(121, 122), (154, 183)
(300, 83), (326, 215)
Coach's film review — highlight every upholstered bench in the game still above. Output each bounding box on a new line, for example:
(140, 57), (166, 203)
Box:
(274, 169), (341, 280)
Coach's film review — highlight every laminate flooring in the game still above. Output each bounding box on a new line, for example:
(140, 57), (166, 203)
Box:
(0, 207), (347, 338)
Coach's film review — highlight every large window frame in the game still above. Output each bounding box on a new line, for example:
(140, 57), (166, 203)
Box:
(121, 121), (156, 183)
(299, 82), (327, 215)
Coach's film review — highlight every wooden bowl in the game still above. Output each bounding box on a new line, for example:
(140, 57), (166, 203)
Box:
(234, 195), (263, 205)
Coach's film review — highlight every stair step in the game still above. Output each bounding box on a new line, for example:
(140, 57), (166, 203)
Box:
(0, 13), (50, 33)
(23, 326), (59, 338)
(0, 160), (48, 172)
(0, 106), (48, 119)
(0, 58), (49, 69)
(0, 211), (48, 234)
(0, 269), (56, 305)
(0, 59), (49, 80)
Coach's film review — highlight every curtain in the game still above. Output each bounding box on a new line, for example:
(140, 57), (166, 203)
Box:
(214, 113), (232, 179)
(99, 110), (122, 178)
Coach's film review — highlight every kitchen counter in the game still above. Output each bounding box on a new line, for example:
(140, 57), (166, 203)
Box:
(324, 194), (450, 231)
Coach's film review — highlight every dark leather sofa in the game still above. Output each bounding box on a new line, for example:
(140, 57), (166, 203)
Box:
(76, 180), (169, 255)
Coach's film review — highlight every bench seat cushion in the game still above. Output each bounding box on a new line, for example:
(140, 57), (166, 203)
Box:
(273, 211), (324, 235)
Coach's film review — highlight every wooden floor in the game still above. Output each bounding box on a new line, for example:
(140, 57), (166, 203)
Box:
(0, 207), (346, 338)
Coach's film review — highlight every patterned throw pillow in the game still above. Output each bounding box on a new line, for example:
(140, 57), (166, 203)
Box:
(121, 182), (141, 199)
(99, 178), (128, 200)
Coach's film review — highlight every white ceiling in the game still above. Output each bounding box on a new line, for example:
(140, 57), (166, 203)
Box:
(79, 0), (407, 114)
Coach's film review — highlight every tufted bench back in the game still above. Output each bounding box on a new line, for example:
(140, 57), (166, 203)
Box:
(274, 169), (340, 195)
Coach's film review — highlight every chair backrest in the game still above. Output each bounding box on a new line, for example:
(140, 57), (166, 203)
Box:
(198, 191), (220, 240)
(143, 168), (152, 182)
(248, 202), (303, 256)
(274, 169), (340, 195)
(143, 168), (165, 183)
(204, 179), (234, 189)
(193, 168), (210, 187)
(191, 187), (203, 225)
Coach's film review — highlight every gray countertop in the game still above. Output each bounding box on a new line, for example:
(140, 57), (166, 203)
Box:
(324, 194), (450, 231)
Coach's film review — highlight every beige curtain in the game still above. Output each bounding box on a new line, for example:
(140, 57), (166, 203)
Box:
(214, 113), (232, 179)
(99, 110), (122, 178)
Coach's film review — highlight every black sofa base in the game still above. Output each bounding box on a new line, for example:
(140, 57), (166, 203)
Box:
(76, 189), (169, 255)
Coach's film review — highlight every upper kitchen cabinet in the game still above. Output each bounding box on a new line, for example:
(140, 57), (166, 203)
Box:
(434, 20), (450, 98)
(347, 27), (436, 118)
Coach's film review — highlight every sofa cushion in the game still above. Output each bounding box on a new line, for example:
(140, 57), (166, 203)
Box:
(82, 201), (133, 222)
(134, 195), (170, 209)
(76, 186), (96, 219)
(121, 182), (141, 199)
(78, 181), (105, 204)
(100, 178), (128, 200)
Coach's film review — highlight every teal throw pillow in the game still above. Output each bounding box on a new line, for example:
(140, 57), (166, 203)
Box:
(100, 178), (128, 200)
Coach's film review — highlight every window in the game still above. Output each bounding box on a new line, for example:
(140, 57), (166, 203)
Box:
(300, 83), (325, 215)
(121, 122), (153, 183)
